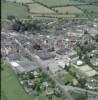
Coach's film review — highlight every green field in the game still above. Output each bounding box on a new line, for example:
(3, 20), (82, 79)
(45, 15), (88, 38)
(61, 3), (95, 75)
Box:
(2, 1), (30, 19)
(56, 73), (74, 84)
(54, 6), (83, 14)
(78, 5), (98, 18)
(35, 0), (82, 7)
(7, 0), (34, 3)
(28, 3), (55, 13)
(1, 63), (33, 100)
(78, 5), (98, 13)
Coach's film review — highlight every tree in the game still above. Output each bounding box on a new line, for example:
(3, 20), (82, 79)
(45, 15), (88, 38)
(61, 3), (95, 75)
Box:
(78, 78), (86, 88)
(64, 65), (69, 71)
(33, 44), (42, 50)
(76, 94), (87, 100)
(7, 16), (15, 20)
(95, 34), (98, 42)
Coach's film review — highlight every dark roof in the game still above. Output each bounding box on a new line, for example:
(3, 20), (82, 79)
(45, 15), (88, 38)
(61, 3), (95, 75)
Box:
(56, 48), (71, 55)
(36, 51), (56, 60)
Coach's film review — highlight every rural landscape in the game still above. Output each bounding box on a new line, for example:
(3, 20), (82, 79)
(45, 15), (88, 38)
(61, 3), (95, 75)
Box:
(1, 0), (98, 100)
(2, 0), (98, 19)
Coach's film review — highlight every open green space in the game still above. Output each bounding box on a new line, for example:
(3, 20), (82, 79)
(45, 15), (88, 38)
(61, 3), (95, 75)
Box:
(1, 63), (33, 100)
(78, 5), (98, 13)
(63, 73), (74, 83)
(56, 73), (74, 84)
(35, 0), (82, 7)
(78, 5), (98, 18)
(1, 1), (30, 19)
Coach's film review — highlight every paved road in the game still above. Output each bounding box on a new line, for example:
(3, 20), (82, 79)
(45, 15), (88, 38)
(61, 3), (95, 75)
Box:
(63, 86), (98, 95)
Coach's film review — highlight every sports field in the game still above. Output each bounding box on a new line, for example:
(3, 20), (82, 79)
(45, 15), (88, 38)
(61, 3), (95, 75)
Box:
(1, 63), (33, 100)
(54, 6), (82, 14)
(2, 1), (29, 19)
(28, 3), (55, 13)
(35, 0), (81, 7)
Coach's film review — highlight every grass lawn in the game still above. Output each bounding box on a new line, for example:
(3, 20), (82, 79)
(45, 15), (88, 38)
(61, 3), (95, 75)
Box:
(35, 0), (82, 7)
(56, 73), (74, 84)
(2, 1), (30, 19)
(1, 63), (33, 100)
(63, 73), (74, 83)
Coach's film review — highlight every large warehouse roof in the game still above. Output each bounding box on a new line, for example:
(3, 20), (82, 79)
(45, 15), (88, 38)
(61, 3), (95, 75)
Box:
(11, 61), (38, 74)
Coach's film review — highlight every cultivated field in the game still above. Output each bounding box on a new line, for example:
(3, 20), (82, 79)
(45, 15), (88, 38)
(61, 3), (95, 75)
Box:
(28, 3), (55, 13)
(34, 0), (82, 7)
(1, 64), (33, 100)
(2, 1), (29, 19)
(7, 0), (34, 3)
(54, 6), (83, 14)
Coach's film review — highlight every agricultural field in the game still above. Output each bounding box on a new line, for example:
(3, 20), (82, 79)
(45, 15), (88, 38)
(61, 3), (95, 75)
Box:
(7, 0), (34, 3)
(34, 0), (82, 7)
(78, 5), (98, 18)
(2, 1), (30, 19)
(78, 5), (98, 13)
(28, 3), (55, 13)
(54, 6), (83, 14)
(1, 63), (33, 100)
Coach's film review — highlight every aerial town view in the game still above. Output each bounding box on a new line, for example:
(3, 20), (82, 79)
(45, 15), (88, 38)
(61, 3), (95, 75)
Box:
(1, 0), (98, 100)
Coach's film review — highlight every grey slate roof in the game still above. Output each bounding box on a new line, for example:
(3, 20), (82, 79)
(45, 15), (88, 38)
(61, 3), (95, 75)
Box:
(56, 48), (71, 55)
(12, 61), (38, 74)
(36, 51), (56, 60)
